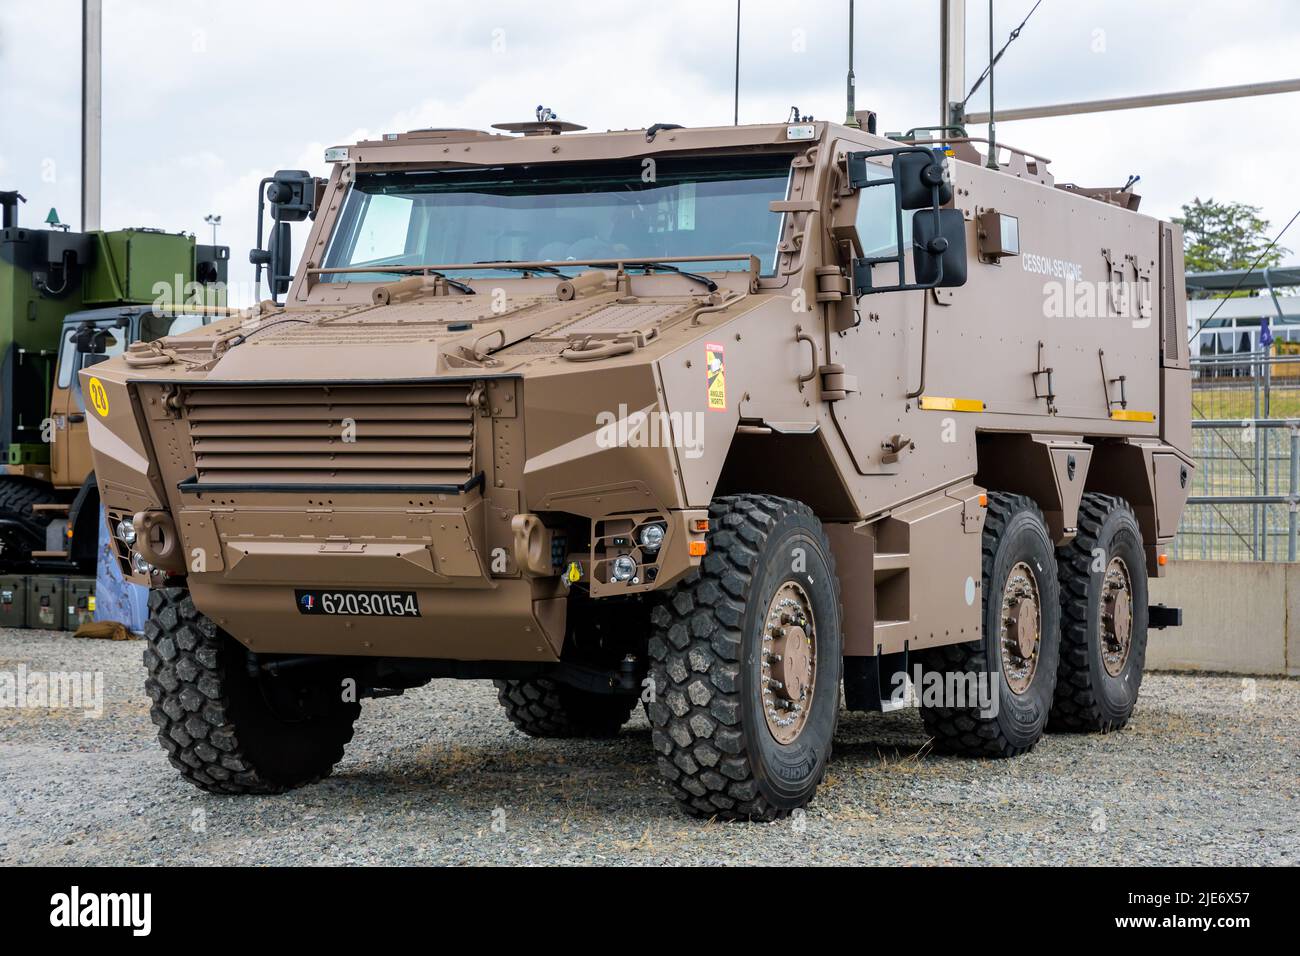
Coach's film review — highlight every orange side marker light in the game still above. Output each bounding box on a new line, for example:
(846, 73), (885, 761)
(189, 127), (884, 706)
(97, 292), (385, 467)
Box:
(688, 541), (708, 557)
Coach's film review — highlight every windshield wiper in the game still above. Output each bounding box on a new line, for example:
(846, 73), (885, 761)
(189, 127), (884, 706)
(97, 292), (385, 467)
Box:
(625, 261), (719, 293)
(358, 266), (476, 294)
(473, 260), (572, 279)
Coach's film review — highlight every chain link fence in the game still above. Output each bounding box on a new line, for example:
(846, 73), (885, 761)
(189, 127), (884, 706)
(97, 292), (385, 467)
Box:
(1172, 354), (1300, 561)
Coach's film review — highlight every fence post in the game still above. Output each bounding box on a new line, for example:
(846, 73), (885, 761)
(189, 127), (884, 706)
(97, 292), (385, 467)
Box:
(1290, 423), (1299, 563)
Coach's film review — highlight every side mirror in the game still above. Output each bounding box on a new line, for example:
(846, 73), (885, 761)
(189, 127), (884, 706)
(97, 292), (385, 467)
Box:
(846, 145), (967, 297)
(912, 209), (967, 288)
(73, 323), (109, 355)
(250, 169), (319, 302)
(265, 169), (315, 222)
(267, 222), (293, 296)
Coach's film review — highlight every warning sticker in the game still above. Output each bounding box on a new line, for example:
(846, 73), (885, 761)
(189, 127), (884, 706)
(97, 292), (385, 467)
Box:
(705, 343), (726, 411)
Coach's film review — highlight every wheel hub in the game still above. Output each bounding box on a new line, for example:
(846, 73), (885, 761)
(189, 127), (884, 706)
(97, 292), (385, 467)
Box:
(1100, 556), (1134, 677)
(761, 582), (816, 745)
(1000, 561), (1042, 695)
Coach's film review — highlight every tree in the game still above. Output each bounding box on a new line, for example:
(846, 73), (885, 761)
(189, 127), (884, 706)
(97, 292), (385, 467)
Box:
(1174, 197), (1289, 277)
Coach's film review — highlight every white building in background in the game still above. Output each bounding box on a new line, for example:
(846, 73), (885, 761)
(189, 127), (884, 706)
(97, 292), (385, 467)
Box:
(1186, 265), (1300, 357)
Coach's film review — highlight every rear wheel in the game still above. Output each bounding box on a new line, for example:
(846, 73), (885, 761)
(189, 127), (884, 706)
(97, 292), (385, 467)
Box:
(493, 677), (638, 738)
(1052, 493), (1148, 732)
(917, 492), (1060, 758)
(144, 587), (359, 794)
(647, 494), (842, 821)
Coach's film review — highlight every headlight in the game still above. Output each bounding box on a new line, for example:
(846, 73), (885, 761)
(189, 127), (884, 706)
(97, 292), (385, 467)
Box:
(131, 551), (153, 575)
(117, 519), (137, 546)
(637, 522), (666, 553)
(610, 554), (637, 582)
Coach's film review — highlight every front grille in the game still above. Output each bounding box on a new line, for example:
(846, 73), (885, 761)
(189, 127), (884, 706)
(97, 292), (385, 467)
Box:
(184, 383), (476, 487)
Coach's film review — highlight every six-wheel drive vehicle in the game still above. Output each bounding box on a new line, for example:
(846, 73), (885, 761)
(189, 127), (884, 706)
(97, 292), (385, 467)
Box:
(82, 116), (1190, 819)
(0, 191), (229, 573)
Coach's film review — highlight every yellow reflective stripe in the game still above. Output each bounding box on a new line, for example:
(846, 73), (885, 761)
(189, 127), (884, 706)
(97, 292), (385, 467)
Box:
(918, 396), (985, 413)
(1110, 409), (1156, 422)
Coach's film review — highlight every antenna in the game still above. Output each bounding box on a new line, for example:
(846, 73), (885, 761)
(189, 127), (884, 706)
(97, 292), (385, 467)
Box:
(845, 1), (860, 127)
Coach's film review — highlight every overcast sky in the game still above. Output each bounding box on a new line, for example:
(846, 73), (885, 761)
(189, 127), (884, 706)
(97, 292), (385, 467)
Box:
(2, 0), (1298, 303)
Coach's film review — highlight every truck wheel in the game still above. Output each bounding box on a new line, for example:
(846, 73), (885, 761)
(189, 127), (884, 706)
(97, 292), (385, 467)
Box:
(143, 587), (360, 794)
(917, 492), (1060, 758)
(0, 476), (59, 563)
(1052, 494), (1148, 732)
(493, 678), (638, 738)
(647, 495), (843, 821)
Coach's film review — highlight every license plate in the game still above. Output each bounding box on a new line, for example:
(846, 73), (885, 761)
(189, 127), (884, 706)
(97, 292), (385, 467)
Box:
(295, 589), (420, 617)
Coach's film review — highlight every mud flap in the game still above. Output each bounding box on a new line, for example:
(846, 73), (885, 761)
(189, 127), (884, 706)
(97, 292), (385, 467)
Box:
(844, 649), (910, 712)
(1149, 603), (1182, 630)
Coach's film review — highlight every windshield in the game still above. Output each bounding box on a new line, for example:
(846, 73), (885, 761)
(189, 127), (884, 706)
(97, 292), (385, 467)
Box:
(320, 154), (794, 280)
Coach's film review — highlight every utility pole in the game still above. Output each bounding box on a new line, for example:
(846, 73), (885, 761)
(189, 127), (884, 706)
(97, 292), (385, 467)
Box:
(81, 0), (102, 232)
(939, 0), (966, 128)
(733, 1), (741, 126)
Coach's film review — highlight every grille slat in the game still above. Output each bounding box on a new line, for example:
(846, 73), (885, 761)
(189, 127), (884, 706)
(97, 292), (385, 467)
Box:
(187, 403), (474, 423)
(185, 384), (476, 488)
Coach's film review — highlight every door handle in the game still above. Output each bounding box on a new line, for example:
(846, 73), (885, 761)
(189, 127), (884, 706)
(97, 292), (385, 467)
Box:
(795, 326), (818, 386)
(67, 413), (86, 423)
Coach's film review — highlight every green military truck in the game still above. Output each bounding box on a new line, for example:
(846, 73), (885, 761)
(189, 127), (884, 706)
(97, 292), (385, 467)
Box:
(0, 189), (228, 575)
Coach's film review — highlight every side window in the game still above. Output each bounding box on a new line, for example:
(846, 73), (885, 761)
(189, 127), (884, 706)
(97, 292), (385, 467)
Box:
(854, 162), (913, 258)
(55, 329), (78, 389)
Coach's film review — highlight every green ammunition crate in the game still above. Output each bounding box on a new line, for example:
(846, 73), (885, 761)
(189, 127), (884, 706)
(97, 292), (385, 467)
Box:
(0, 575), (27, 628)
(65, 576), (96, 630)
(26, 575), (65, 630)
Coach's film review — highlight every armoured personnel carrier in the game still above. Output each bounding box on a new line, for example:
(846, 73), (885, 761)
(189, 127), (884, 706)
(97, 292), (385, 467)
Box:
(83, 116), (1189, 819)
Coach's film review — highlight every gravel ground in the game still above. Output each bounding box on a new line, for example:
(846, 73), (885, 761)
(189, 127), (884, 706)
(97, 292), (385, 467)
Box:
(1, 627), (1295, 866)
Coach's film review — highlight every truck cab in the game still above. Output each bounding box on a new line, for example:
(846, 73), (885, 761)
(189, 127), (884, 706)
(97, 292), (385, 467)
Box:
(50, 306), (212, 490)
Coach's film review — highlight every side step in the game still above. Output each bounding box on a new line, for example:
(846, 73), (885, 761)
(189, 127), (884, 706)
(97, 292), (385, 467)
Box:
(29, 503), (70, 516)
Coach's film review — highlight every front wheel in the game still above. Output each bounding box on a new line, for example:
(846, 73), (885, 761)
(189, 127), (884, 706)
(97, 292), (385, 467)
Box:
(144, 587), (360, 794)
(647, 495), (843, 821)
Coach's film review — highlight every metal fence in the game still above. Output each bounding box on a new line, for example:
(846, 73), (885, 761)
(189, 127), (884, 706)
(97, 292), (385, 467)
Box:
(1172, 354), (1300, 561)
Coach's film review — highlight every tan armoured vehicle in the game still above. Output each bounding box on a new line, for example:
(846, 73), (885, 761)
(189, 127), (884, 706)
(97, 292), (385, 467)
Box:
(83, 115), (1190, 819)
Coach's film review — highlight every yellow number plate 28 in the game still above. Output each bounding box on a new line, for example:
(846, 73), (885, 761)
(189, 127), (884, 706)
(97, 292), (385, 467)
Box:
(87, 377), (110, 417)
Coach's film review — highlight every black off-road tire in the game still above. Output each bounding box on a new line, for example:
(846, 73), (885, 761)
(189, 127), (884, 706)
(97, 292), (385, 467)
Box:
(493, 677), (638, 738)
(1052, 493), (1148, 733)
(143, 587), (360, 794)
(917, 492), (1061, 758)
(0, 476), (60, 562)
(647, 494), (843, 821)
